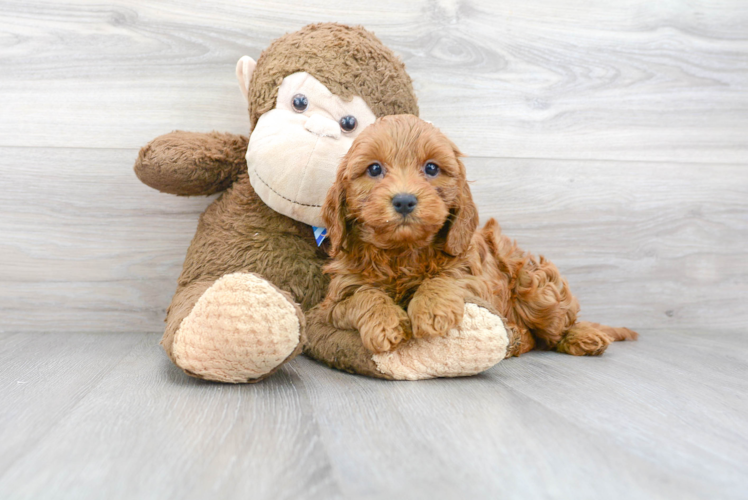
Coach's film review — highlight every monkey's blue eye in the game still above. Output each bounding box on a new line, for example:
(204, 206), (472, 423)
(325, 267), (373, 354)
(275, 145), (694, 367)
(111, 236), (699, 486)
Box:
(424, 162), (440, 177)
(292, 94), (308, 112)
(367, 163), (383, 177)
(340, 115), (357, 132)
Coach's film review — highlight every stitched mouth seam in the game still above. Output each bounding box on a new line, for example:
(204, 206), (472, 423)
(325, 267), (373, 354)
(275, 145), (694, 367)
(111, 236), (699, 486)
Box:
(251, 169), (323, 208)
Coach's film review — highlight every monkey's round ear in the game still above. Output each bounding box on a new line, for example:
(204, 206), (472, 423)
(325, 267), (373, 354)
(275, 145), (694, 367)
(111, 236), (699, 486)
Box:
(235, 56), (257, 104)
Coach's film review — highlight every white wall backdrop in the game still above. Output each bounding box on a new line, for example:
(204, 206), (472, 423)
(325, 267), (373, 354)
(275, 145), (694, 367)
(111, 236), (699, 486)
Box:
(1, 0), (746, 333)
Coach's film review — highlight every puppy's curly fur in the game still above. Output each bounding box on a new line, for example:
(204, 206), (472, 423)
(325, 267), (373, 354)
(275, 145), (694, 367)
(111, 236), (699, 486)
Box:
(319, 115), (637, 355)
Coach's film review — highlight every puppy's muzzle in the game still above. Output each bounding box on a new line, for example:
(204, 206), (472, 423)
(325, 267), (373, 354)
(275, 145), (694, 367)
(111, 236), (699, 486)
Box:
(392, 193), (418, 216)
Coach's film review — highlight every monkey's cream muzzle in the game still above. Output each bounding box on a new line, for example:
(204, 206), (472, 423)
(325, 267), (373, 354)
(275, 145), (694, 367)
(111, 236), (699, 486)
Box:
(245, 72), (376, 227)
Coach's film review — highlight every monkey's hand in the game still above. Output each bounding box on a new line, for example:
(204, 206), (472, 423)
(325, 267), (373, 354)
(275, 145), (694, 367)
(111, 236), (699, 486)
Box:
(134, 131), (248, 196)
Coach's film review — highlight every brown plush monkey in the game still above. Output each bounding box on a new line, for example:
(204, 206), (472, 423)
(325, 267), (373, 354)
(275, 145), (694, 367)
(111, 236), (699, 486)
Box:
(135, 23), (512, 383)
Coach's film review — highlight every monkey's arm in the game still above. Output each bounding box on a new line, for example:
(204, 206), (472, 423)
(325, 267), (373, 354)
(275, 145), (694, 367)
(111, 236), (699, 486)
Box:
(134, 131), (248, 196)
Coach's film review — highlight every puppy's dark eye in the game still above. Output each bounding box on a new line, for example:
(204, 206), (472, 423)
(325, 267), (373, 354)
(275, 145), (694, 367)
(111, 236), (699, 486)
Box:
(424, 162), (440, 177)
(340, 115), (357, 132)
(367, 163), (383, 177)
(292, 94), (308, 112)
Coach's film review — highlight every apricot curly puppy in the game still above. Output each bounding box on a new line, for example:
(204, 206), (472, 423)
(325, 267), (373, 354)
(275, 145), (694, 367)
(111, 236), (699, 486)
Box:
(319, 114), (637, 356)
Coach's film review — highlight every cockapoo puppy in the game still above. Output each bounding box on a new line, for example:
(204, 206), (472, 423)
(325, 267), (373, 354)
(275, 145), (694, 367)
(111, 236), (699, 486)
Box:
(319, 114), (637, 355)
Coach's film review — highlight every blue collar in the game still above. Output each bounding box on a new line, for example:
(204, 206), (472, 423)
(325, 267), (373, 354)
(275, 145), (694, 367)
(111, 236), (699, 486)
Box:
(312, 226), (327, 247)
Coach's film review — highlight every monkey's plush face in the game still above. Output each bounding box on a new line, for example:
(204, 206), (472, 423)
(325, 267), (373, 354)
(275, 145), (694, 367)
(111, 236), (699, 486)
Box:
(245, 72), (377, 227)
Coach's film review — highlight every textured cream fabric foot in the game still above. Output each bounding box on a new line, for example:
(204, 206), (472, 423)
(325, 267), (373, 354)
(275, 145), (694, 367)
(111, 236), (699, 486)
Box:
(172, 273), (301, 383)
(372, 303), (509, 380)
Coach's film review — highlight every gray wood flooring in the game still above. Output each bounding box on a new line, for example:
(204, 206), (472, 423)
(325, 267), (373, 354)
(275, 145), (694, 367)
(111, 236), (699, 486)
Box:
(1, 1), (747, 499)
(1, 331), (746, 500)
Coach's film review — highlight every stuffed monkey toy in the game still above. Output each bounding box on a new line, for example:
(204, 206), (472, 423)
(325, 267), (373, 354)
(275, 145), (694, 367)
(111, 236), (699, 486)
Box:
(135, 23), (514, 383)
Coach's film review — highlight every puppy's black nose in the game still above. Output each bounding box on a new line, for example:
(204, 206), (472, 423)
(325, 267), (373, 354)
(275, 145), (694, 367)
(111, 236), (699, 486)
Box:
(392, 193), (418, 216)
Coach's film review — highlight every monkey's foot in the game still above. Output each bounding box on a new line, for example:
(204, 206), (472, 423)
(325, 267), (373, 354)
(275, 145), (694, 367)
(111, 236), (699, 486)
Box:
(172, 272), (303, 383)
(371, 303), (510, 380)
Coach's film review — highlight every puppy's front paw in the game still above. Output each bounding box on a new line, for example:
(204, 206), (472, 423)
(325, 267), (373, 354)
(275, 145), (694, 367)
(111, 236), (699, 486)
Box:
(408, 292), (464, 338)
(359, 306), (411, 354)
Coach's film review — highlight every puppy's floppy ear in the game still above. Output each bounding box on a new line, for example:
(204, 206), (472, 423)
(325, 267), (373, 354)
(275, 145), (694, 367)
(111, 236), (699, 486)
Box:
(444, 154), (479, 256)
(321, 157), (349, 257)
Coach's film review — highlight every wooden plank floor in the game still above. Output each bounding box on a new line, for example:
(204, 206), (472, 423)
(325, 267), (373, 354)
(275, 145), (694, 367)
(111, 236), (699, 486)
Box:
(0, 331), (746, 500)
